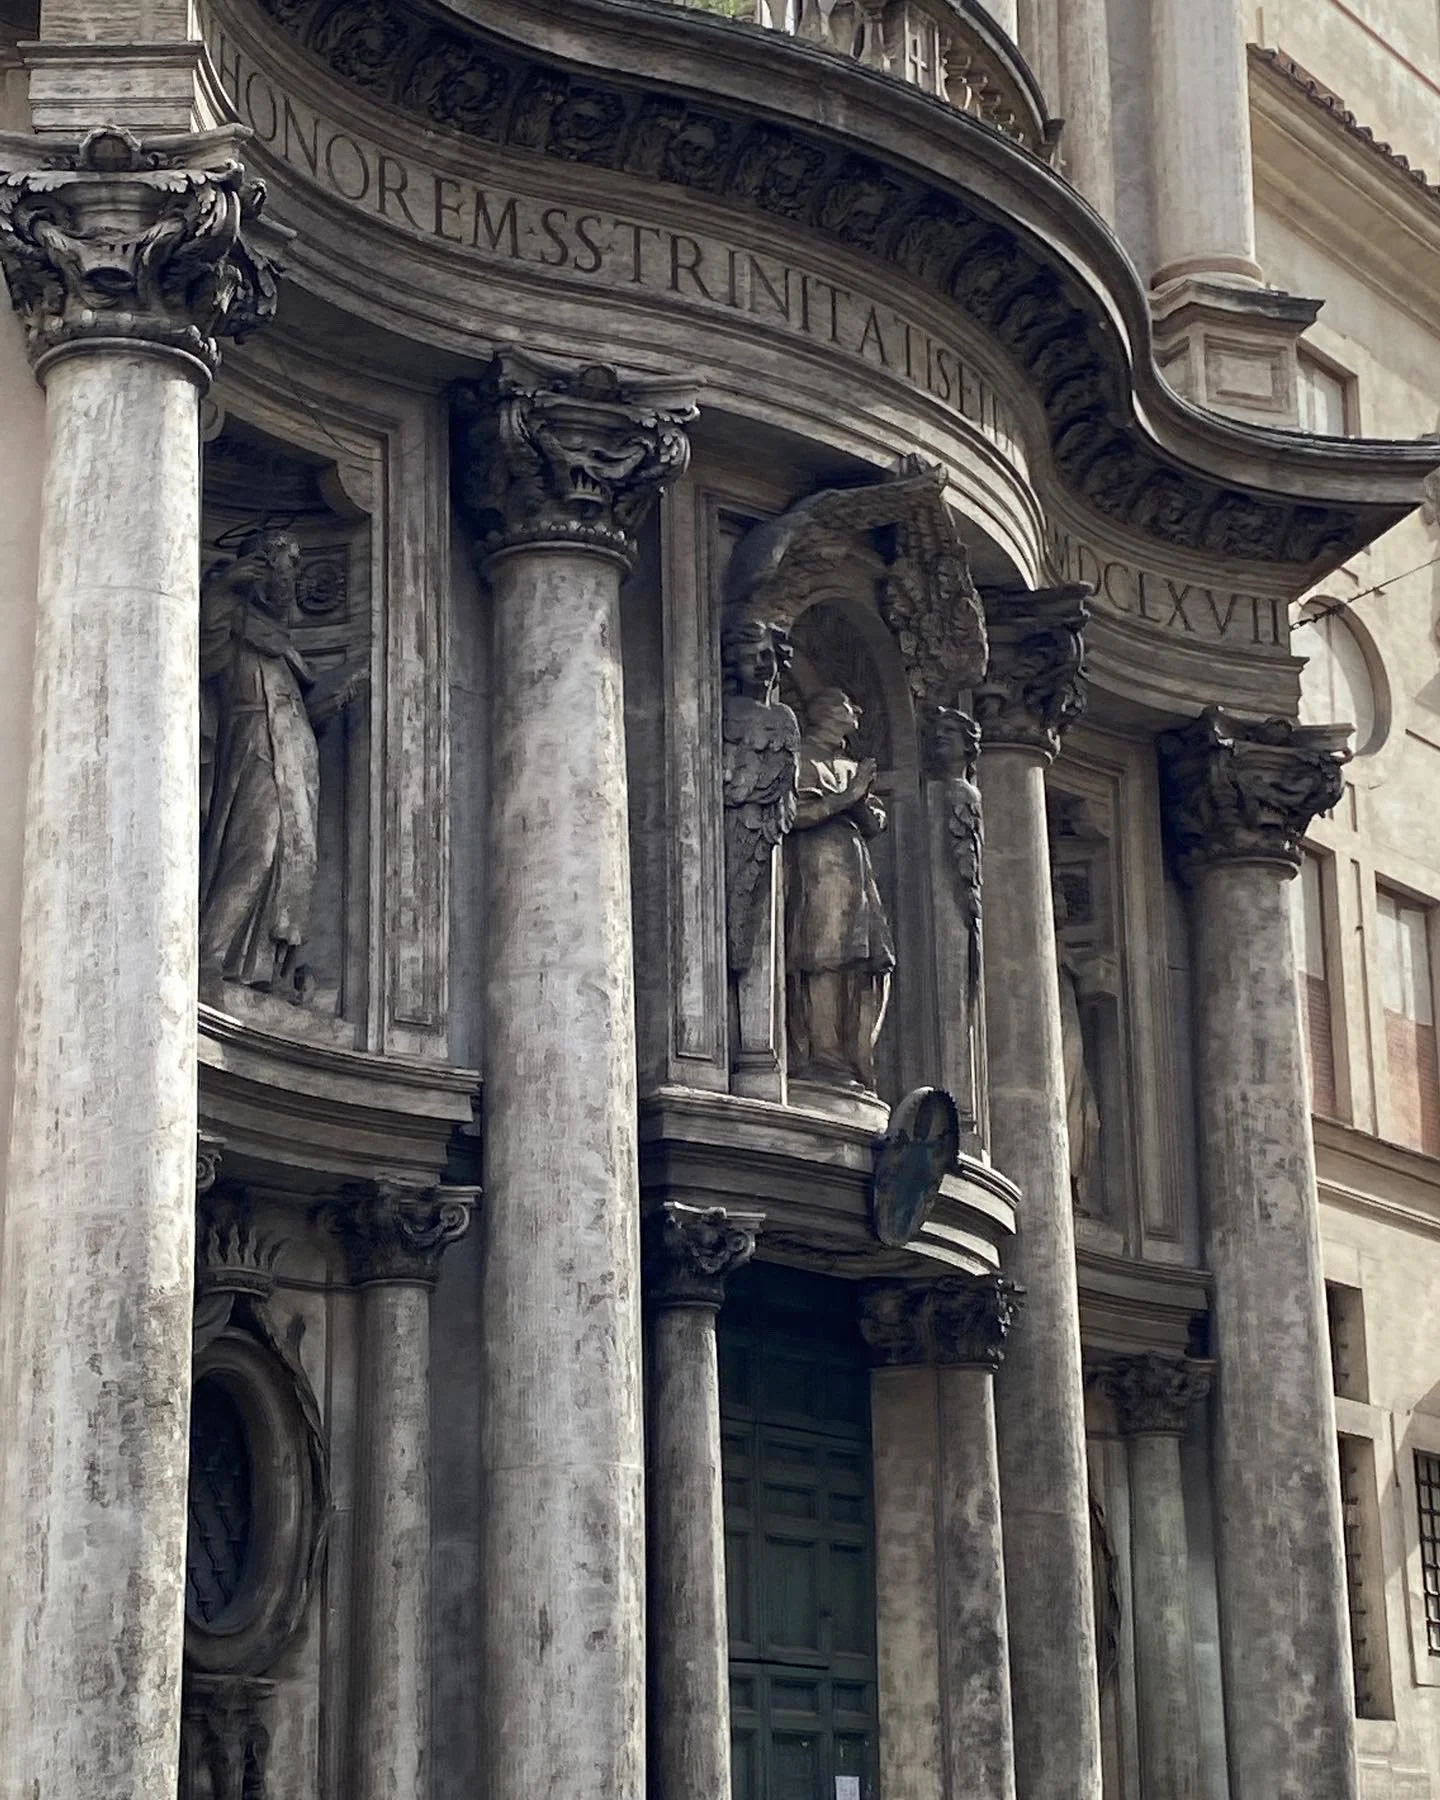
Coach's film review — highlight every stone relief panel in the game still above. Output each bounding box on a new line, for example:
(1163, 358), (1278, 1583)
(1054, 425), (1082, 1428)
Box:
(1047, 736), (1188, 1259)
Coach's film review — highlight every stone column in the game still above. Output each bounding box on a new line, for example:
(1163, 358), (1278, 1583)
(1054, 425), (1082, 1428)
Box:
(862, 1276), (1024, 1800)
(1158, 709), (1356, 1800)
(450, 354), (696, 1800)
(0, 126), (279, 1800)
(1091, 1352), (1211, 1800)
(1148, 0), (1259, 289)
(327, 1181), (475, 1800)
(975, 586), (1102, 1800)
(644, 1203), (761, 1800)
(1057, 0), (1115, 222)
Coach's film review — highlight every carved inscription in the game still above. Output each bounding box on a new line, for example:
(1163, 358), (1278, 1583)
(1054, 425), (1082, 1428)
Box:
(1049, 525), (1286, 648)
(210, 28), (1023, 466)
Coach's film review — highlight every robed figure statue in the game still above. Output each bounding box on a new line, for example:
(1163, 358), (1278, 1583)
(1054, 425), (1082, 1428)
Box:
(199, 530), (365, 993)
(785, 687), (896, 1092)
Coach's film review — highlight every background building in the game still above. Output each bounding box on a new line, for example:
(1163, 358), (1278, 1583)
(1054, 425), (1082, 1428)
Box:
(1, 1), (1439, 1798)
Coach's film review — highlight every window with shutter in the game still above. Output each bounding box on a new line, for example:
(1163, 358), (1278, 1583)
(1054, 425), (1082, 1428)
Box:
(1291, 851), (1338, 1117)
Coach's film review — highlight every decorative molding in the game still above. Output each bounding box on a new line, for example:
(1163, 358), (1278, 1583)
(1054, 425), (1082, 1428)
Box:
(180, 1673), (274, 1800)
(1157, 706), (1349, 882)
(0, 125), (284, 378)
(196, 1185), (285, 1311)
(450, 349), (697, 565)
(224, 0), (1397, 567)
(644, 1201), (763, 1308)
(1089, 1349), (1211, 1436)
(197, 1132), (225, 1197)
(860, 1272), (1023, 1368)
(325, 1178), (476, 1285)
(975, 584), (1090, 758)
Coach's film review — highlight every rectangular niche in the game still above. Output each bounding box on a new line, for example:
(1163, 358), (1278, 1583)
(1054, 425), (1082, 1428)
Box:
(201, 362), (450, 1061)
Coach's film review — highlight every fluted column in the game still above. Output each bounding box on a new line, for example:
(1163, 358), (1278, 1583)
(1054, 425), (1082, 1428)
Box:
(451, 354), (696, 1800)
(644, 1203), (761, 1800)
(1092, 1353), (1211, 1800)
(1158, 708), (1356, 1800)
(0, 125), (279, 1799)
(863, 1275), (1024, 1800)
(327, 1181), (475, 1800)
(975, 586), (1101, 1800)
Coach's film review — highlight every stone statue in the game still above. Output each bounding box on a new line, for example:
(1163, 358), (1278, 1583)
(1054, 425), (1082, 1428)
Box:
(1054, 872), (1102, 1209)
(785, 687), (896, 1092)
(926, 708), (983, 995)
(721, 617), (801, 985)
(199, 530), (366, 993)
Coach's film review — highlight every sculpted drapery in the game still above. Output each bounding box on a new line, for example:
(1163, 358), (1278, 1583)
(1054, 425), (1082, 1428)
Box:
(199, 530), (364, 992)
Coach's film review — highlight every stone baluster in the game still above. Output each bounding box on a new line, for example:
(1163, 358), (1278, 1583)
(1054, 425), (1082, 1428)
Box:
(862, 1275), (1024, 1800)
(1158, 708), (1356, 1800)
(0, 124), (279, 1799)
(974, 585), (1102, 1800)
(644, 1203), (762, 1800)
(326, 1180), (475, 1800)
(1091, 1352), (1211, 1800)
(451, 353), (696, 1800)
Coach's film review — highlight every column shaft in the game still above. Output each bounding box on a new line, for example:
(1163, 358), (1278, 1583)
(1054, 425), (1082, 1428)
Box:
(648, 1304), (732, 1800)
(480, 543), (646, 1797)
(0, 344), (202, 1797)
(938, 1366), (1016, 1800)
(352, 1281), (433, 1800)
(1128, 1432), (1204, 1800)
(981, 746), (1101, 1800)
(1192, 864), (1355, 1798)
(1148, 0), (1260, 285)
(1058, 0), (1116, 221)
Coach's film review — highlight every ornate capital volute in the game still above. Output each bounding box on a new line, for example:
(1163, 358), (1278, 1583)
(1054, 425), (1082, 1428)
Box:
(196, 1131), (225, 1198)
(861, 1273), (1024, 1370)
(974, 584), (1090, 759)
(644, 1202), (762, 1310)
(450, 350), (697, 568)
(1090, 1351), (1211, 1436)
(324, 1180), (477, 1287)
(0, 124), (287, 381)
(1157, 706), (1349, 883)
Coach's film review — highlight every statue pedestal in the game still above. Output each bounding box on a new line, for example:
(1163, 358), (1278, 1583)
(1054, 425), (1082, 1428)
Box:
(788, 1079), (890, 1135)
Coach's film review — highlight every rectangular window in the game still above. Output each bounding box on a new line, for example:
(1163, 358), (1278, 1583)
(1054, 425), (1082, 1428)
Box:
(1415, 1450), (1440, 1656)
(1340, 1435), (1394, 1716)
(1297, 350), (1354, 437)
(1292, 852), (1338, 1116)
(1378, 889), (1440, 1154)
(1326, 1282), (1369, 1403)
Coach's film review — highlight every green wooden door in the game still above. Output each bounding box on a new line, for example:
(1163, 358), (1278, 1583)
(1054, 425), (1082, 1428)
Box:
(720, 1267), (879, 1800)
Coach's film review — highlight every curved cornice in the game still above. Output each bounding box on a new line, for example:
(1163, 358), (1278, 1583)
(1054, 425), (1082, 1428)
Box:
(242, 0), (1437, 570)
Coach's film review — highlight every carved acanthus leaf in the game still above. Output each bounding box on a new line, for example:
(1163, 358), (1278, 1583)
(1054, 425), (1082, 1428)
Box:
(645, 1202), (762, 1308)
(975, 585), (1090, 758)
(325, 1180), (476, 1285)
(861, 1273), (1024, 1369)
(451, 351), (696, 564)
(0, 126), (285, 375)
(1089, 1351), (1211, 1436)
(1157, 706), (1349, 881)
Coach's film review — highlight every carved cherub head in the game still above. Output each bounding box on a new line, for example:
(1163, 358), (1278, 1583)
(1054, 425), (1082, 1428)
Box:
(926, 707), (981, 782)
(721, 616), (794, 702)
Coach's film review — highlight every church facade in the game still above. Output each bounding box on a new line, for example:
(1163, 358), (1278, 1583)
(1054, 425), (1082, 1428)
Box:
(2, 1), (1440, 1798)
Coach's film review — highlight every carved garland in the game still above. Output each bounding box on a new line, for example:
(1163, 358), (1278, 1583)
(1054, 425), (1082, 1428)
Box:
(245, 0), (1361, 566)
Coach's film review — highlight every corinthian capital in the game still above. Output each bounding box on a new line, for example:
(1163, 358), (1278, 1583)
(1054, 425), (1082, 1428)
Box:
(975, 585), (1090, 758)
(451, 350), (697, 566)
(861, 1274), (1024, 1370)
(644, 1203), (762, 1309)
(1157, 706), (1349, 882)
(0, 125), (285, 379)
(325, 1180), (476, 1287)
(1090, 1351), (1211, 1436)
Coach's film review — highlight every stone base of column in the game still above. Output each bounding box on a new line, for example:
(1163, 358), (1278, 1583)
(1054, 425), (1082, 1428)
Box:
(1150, 278), (1323, 428)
